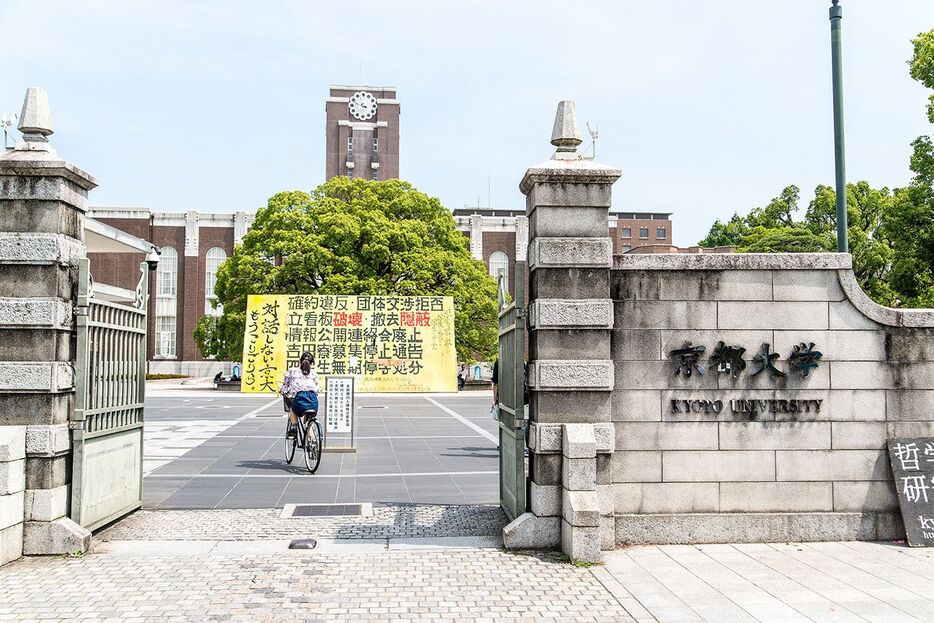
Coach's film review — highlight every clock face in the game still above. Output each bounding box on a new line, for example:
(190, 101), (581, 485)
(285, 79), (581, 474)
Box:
(349, 91), (377, 121)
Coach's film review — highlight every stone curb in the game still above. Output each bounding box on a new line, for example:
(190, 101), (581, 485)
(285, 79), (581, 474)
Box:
(614, 253), (852, 271)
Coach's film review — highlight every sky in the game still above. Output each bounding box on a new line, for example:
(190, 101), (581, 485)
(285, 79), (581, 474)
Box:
(3, 1), (934, 246)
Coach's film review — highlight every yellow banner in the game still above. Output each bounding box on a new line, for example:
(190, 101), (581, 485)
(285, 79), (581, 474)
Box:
(242, 295), (456, 393)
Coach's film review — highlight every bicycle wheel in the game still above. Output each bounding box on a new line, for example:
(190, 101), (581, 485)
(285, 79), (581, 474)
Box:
(303, 419), (322, 474)
(284, 419), (296, 464)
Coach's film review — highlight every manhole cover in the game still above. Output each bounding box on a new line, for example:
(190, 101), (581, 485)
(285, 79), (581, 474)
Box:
(280, 503), (373, 518)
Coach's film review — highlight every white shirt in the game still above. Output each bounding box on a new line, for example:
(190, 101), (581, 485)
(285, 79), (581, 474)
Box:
(280, 366), (320, 397)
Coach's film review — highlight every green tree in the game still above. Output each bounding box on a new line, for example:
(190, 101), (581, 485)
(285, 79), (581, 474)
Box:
(697, 213), (749, 247)
(698, 182), (894, 304)
(909, 29), (934, 124)
(747, 185), (799, 229)
(738, 225), (834, 253)
(882, 29), (934, 307)
(194, 178), (499, 362)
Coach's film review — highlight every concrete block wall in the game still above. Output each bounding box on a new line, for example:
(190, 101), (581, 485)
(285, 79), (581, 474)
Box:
(610, 253), (934, 545)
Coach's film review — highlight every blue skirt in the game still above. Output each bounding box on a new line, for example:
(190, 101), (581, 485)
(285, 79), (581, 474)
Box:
(291, 391), (318, 415)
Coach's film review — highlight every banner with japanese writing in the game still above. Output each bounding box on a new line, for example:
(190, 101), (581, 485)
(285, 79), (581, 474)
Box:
(241, 295), (456, 393)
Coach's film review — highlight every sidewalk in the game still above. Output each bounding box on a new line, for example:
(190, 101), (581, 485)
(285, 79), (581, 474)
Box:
(599, 541), (934, 622)
(4, 504), (934, 621)
(0, 544), (630, 622)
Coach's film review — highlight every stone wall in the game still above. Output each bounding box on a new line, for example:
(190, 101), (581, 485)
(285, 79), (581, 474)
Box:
(504, 99), (934, 562)
(610, 253), (934, 544)
(0, 88), (92, 564)
(0, 427), (25, 565)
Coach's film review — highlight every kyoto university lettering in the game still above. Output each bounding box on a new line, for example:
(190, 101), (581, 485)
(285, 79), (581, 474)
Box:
(669, 340), (823, 381)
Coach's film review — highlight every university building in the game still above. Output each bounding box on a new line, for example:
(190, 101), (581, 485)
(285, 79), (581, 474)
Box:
(87, 85), (674, 374)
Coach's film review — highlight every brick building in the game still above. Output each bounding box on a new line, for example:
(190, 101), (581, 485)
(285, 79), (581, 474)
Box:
(451, 208), (672, 298)
(87, 209), (252, 375)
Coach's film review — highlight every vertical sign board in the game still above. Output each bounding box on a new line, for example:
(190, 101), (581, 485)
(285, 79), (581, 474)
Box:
(325, 376), (354, 434)
(887, 438), (934, 547)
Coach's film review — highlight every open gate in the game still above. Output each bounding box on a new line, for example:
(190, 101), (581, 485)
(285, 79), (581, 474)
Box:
(71, 258), (149, 530)
(497, 262), (527, 521)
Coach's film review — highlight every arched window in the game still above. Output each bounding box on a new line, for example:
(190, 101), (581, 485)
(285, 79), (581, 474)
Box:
(155, 247), (177, 357)
(204, 247), (227, 316)
(489, 251), (508, 285)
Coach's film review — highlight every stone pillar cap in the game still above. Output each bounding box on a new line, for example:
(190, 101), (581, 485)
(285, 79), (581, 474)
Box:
(18, 87), (54, 143)
(519, 158), (621, 195)
(551, 101), (582, 154)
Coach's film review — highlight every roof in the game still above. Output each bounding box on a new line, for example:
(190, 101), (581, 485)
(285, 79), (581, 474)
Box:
(451, 206), (673, 219)
(328, 84), (397, 91)
(85, 217), (153, 254)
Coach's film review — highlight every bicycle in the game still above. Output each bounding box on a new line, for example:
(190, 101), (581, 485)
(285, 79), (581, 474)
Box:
(283, 399), (323, 474)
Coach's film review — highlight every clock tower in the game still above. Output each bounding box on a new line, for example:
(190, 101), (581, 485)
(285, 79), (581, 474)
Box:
(325, 85), (400, 181)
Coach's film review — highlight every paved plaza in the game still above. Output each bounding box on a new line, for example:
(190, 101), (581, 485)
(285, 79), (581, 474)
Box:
(3, 384), (934, 621)
(143, 385), (499, 509)
(4, 518), (934, 622)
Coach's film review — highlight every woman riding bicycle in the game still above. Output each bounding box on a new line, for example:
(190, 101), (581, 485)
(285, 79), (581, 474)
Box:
(279, 351), (320, 438)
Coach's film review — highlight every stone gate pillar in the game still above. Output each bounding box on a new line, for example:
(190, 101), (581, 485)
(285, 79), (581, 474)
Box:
(502, 101), (620, 562)
(0, 88), (93, 559)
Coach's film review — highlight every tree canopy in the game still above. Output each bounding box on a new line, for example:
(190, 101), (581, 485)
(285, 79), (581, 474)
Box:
(697, 28), (934, 309)
(194, 178), (498, 362)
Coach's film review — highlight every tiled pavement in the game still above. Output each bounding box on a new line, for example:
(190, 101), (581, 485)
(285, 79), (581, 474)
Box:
(601, 541), (934, 622)
(98, 505), (508, 541)
(5, 530), (934, 621)
(143, 392), (500, 509)
(7, 388), (934, 621)
(0, 549), (633, 622)
(143, 393), (281, 475)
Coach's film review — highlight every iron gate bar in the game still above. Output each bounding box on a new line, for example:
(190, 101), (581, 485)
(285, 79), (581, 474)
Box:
(71, 258), (149, 530)
(497, 261), (527, 521)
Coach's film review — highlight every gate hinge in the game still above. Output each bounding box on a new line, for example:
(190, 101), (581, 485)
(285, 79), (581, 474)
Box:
(74, 306), (90, 317)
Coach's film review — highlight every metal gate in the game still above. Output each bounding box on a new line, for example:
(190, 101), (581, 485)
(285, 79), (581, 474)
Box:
(497, 262), (527, 521)
(71, 258), (149, 530)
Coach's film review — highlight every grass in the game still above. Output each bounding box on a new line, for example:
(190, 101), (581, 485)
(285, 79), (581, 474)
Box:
(554, 552), (603, 568)
(503, 549), (604, 568)
(146, 374), (190, 380)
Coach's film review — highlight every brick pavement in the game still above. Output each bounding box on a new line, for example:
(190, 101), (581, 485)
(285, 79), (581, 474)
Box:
(98, 504), (507, 541)
(5, 498), (934, 622)
(0, 549), (634, 622)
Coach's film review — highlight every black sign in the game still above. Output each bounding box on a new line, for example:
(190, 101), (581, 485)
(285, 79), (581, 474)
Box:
(668, 340), (822, 382)
(887, 437), (934, 547)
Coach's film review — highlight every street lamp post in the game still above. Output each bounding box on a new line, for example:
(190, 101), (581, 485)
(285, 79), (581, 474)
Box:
(830, 0), (848, 252)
